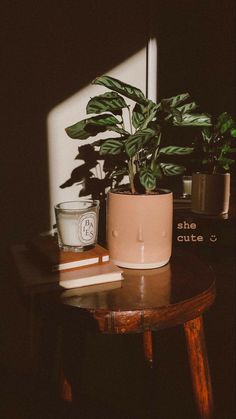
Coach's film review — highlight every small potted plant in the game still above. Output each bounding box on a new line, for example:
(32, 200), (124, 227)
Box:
(65, 75), (210, 268)
(191, 112), (236, 215)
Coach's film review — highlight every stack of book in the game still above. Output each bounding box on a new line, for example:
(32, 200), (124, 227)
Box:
(27, 235), (123, 289)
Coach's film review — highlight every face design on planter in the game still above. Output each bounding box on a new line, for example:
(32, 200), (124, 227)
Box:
(110, 222), (168, 264)
(111, 224), (145, 260)
(112, 224), (146, 240)
(107, 192), (172, 267)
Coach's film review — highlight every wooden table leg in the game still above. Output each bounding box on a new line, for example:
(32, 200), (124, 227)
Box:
(184, 316), (213, 419)
(57, 325), (73, 402)
(143, 330), (153, 368)
(61, 375), (73, 402)
(59, 311), (87, 404)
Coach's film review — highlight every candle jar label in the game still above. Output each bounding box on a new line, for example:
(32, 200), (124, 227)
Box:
(55, 200), (99, 252)
(78, 212), (97, 244)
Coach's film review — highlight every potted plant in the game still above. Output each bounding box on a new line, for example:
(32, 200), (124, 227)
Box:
(191, 112), (236, 215)
(65, 75), (210, 268)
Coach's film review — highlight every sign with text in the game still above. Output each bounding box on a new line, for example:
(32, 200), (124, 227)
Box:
(173, 215), (235, 248)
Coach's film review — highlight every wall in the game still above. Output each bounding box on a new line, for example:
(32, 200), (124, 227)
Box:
(0, 0), (148, 279)
(47, 48), (146, 227)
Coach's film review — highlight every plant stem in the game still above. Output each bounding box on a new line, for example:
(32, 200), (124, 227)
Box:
(126, 106), (137, 193)
(128, 158), (136, 193)
(121, 114), (126, 131)
(151, 133), (161, 167)
(127, 106), (133, 135)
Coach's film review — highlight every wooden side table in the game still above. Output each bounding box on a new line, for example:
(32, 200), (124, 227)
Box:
(11, 246), (215, 418)
(59, 249), (216, 419)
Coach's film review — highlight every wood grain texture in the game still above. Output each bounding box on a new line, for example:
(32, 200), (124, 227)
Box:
(143, 330), (153, 367)
(12, 246), (216, 414)
(61, 376), (72, 402)
(78, 283), (215, 334)
(60, 249), (216, 334)
(58, 249), (216, 414)
(184, 316), (214, 419)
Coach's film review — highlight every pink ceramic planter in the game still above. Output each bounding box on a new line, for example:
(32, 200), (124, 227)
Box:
(107, 190), (173, 269)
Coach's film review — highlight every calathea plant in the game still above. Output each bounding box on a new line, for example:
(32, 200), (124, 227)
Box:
(65, 75), (211, 194)
(194, 112), (236, 174)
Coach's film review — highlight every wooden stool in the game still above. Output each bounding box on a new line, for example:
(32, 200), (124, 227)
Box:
(60, 249), (215, 418)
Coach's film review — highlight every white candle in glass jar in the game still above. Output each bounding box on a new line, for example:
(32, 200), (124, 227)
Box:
(57, 211), (97, 246)
(55, 200), (99, 251)
(182, 176), (192, 197)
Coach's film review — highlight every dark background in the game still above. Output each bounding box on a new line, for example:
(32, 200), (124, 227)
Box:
(0, 1), (235, 418)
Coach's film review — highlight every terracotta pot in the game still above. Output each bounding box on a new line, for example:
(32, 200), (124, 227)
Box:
(191, 173), (230, 215)
(106, 190), (173, 269)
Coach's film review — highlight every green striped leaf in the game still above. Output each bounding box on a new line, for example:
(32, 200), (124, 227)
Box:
(160, 146), (194, 155)
(160, 163), (186, 176)
(125, 128), (157, 158)
(218, 156), (235, 171)
(88, 114), (120, 127)
(220, 116), (234, 134)
(177, 101), (198, 114)
(125, 135), (143, 158)
(66, 119), (91, 140)
(107, 125), (129, 135)
(202, 127), (212, 142)
(150, 160), (162, 178)
(230, 128), (236, 137)
(93, 75), (148, 105)
(66, 114), (120, 139)
(86, 92), (127, 115)
(220, 120), (234, 134)
(161, 93), (190, 109)
(216, 112), (234, 134)
(169, 107), (182, 123)
(132, 103), (146, 129)
(100, 139), (124, 155)
(132, 101), (159, 129)
(173, 113), (211, 126)
(139, 167), (156, 191)
(110, 167), (129, 177)
(217, 144), (231, 155)
(140, 104), (159, 129)
(93, 136), (127, 147)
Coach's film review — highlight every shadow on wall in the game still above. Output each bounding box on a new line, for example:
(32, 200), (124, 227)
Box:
(47, 46), (147, 246)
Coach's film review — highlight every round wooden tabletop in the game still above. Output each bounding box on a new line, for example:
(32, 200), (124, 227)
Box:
(60, 248), (216, 334)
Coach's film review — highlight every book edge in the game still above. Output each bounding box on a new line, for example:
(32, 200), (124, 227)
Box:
(53, 257), (99, 271)
(27, 235), (110, 271)
(59, 272), (123, 289)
